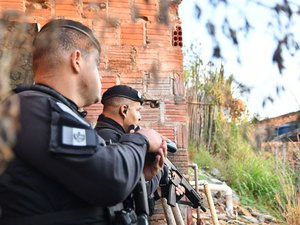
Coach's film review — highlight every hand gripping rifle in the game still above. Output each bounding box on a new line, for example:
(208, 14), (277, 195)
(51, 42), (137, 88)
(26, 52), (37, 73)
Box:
(161, 142), (206, 212)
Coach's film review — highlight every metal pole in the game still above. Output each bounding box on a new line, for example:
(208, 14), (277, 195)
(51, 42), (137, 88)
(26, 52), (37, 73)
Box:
(189, 163), (201, 224)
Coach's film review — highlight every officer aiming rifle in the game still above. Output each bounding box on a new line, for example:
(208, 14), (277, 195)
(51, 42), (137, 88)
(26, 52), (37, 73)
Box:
(95, 85), (185, 225)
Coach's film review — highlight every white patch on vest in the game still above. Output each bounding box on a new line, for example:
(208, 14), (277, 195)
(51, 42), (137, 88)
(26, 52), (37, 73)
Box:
(62, 126), (87, 146)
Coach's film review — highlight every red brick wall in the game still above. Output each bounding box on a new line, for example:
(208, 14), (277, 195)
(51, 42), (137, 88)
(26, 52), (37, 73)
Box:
(0, 1), (189, 224)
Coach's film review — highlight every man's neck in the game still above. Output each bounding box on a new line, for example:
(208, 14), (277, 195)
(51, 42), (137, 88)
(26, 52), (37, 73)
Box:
(35, 75), (83, 107)
(100, 113), (126, 133)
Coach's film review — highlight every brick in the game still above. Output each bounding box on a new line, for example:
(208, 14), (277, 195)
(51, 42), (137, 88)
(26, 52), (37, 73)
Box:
(106, 46), (134, 71)
(55, 3), (80, 17)
(107, 0), (131, 22)
(146, 23), (171, 47)
(143, 76), (173, 97)
(158, 48), (183, 72)
(135, 8), (157, 20)
(109, 0), (129, 3)
(121, 37), (144, 46)
(151, 124), (175, 140)
(93, 20), (119, 46)
(121, 25), (143, 34)
(82, 1), (106, 19)
(134, 1), (157, 10)
(55, 0), (77, 3)
(0, 1), (23, 12)
(136, 48), (159, 71)
(108, 1), (129, 8)
(164, 100), (187, 123)
(140, 107), (160, 122)
(134, 0), (157, 5)
(119, 71), (142, 78)
(118, 77), (144, 88)
(120, 23), (145, 46)
(132, 0), (157, 22)
(26, 8), (51, 17)
(25, 0), (51, 17)
(101, 80), (118, 91)
(101, 74), (116, 83)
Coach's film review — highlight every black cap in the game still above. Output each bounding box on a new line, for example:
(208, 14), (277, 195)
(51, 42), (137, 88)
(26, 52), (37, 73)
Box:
(101, 85), (144, 105)
(37, 19), (100, 51)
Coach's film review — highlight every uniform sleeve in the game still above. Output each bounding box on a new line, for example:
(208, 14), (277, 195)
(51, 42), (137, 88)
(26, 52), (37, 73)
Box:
(14, 93), (148, 207)
(146, 167), (164, 195)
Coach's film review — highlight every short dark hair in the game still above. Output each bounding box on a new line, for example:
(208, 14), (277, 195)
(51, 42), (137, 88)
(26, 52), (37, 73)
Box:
(32, 19), (100, 71)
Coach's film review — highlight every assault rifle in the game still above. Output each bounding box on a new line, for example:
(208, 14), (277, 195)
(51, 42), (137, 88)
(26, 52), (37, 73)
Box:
(146, 141), (206, 212)
(163, 157), (206, 212)
(130, 125), (206, 212)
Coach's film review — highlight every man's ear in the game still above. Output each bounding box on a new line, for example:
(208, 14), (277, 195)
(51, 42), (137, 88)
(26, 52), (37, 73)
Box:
(120, 105), (128, 118)
(71, 50), (81, 73)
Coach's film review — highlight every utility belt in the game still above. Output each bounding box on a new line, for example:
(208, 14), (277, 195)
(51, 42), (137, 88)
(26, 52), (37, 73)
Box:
(0, 207), (107, 225)
(112, 207), (137, 225)
(109, 206), (148, 225)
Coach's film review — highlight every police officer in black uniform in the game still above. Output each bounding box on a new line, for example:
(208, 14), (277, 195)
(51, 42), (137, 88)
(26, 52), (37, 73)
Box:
(0, 19), (167, 225)
(95, 85), (185, 224)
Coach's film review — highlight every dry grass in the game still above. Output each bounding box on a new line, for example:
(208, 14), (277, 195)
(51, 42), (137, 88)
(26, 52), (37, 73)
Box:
(275, 144), (300, 225)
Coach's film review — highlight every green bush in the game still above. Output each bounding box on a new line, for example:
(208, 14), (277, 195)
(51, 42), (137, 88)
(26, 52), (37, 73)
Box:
(188, 143), (212, 168)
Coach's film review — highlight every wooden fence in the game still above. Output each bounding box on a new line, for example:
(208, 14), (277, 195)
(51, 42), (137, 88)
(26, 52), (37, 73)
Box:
(187, 95), (216, 150)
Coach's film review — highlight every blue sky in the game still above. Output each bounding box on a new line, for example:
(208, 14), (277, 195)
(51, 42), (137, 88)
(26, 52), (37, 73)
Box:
(178, 0), (300, 119)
